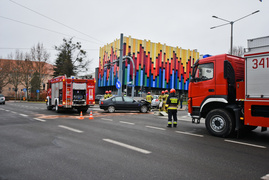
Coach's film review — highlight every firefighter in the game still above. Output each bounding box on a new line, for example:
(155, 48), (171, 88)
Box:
(146, 92), (153, 103)
(108, 90), (112, 98)
(166, 88), (179, 127)
(158, 91), (165, 111)
(164, 90), (169, 113)
(104, 91), (109, 99)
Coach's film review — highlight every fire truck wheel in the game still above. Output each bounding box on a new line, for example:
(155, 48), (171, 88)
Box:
(55, 103), (61, 113)
(108, 106), (115, 113)
(46, 101), (52, 110)
(205, 109), (234, 138)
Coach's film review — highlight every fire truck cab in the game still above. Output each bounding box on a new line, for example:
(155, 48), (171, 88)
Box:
(46, 75), (95, 113)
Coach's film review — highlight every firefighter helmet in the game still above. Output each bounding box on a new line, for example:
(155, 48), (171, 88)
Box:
(147, 92), (151, 95)
(161, 91), (165, 94)
(170, 88), (176, 93)
(109, 90), (112, 93)
(105, 91), (108, 94)
(165, 90), (168, 94)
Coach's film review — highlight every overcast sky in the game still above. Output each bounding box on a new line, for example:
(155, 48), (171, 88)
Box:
(0, 0), (268, 73)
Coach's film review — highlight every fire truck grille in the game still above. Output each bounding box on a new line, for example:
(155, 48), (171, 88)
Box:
(73, 100), (86, 105)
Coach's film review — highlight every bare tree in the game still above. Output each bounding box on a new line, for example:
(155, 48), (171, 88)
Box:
(20, 53), (34, 100)
(30, 43), (50, 92)
(7, 50), (24, 100)
(0, 60), (11, 93)
(228, 46), (244, 57)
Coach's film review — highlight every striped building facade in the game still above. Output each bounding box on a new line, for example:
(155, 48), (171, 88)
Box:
(98, 36), (199, 92)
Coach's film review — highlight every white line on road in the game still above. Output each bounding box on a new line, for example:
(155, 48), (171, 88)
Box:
(58, 125), (83, 133)
(175, 131), (204, 137)
(19, 113), (28, 117)
(119, 121), (135, 125)
(224, 139), (266, 149)
(33, 118), (46, 122)
(103, 139), (151, 154)
(101, 118), (113, 121)
(5, 110), (10, 112)
(146, 126), (166, 131)
(261, 174), (269, 180)
(10, 111), (17, 114)
(0, 108), (4, 110)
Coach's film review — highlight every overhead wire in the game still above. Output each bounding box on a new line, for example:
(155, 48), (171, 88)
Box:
(9, 0), (105, 44)
(0, 15), (103, 45)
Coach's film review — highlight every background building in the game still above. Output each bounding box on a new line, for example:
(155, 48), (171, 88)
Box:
(0, 59), (54, 100)
(97, 36), (199, 96)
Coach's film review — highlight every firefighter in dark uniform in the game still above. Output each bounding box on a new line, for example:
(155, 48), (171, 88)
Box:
(166, 88), (179, 127)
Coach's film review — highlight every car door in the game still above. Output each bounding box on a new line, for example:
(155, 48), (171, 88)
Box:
(189, 61), (215, 108)
(113, 96), (125, 110)
(123, 96), (139, 110)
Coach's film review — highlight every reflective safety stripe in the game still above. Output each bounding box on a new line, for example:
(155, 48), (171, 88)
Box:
(168, 121), (172, 125)
(168, 107), (177, 110)
(173, 121), (177, 124)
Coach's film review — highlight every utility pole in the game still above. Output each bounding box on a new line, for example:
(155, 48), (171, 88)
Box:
(118, 33), (123, 96)
(211, 10), (259, 54)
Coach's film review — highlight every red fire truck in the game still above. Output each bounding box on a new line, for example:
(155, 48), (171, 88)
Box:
(46, 75), (95, 113)
(188, 36), (269, 137)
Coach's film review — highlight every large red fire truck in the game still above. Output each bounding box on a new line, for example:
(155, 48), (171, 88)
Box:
(188, 36), (269, 137)
(46, 75), (95, 113)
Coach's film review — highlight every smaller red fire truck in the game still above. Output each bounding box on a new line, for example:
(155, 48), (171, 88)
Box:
(46, 75), (95, 113)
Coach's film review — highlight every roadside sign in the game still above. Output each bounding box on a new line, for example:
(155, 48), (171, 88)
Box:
(36, 89), (40, 93)
(116, 80), (121, 89)
(23, 88), (27, 92)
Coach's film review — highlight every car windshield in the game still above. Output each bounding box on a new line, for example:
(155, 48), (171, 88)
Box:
(0, 94), (4, 97)
(153, 95), (158, 99)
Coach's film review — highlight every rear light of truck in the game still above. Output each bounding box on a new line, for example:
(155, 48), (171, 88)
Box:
(101, 101), (104, 105)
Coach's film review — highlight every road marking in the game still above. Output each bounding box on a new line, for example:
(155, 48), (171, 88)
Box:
(119, 121), (135, 125)
(19, 113), (28, 117)
(33, 118), (46, 122)
(0, 108), (4, 110)
(146, 126), (166, 131)
(103, 139), (151, 154)
(10, 111), (17, 114)
(175, 131), (204, 137)
(5, 110), (10, 112)
(101, 118), (113, 121)
(261, 174), (269, 180)
(58, 125), (83, 133)
(224, 139), (266, 149)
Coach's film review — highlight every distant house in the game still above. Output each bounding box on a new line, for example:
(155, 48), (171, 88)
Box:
(0, 59), (54, 100)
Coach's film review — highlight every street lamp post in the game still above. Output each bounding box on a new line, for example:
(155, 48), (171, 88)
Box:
(211, 10), (260, 54)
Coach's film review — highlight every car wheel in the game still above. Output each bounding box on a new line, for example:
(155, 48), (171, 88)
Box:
(140, 105), (148, 113)
(108, 106), (115, 113)
(205, 109), (234, 137)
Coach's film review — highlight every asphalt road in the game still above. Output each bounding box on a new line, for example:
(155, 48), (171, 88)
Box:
(0, 101), (269, 180)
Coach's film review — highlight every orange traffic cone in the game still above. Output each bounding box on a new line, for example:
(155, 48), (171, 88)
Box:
(78, 111), (84, 120)
(89, 111), (94, 120)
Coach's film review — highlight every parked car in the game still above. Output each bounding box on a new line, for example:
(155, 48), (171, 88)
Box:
(0, 94), (5, 105)
(99, 96), (151, 113)
(151, 95), (159, 108)
(95, 94), (104, 104)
